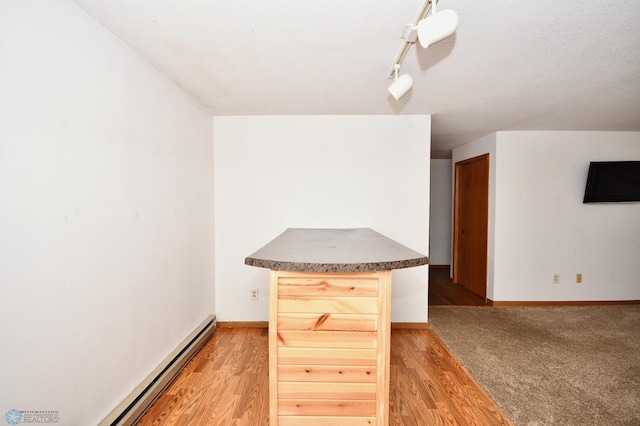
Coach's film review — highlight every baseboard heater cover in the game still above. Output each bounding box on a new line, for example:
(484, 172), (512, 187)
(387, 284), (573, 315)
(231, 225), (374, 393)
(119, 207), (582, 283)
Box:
(99, 315), (217, 426)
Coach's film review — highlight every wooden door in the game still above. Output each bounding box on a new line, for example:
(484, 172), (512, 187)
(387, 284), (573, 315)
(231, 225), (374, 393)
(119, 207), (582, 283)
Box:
(453, 154), (489, 298)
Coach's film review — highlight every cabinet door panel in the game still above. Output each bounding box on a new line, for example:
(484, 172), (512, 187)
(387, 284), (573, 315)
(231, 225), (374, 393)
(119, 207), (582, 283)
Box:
(278, 313), (377, 332)
(278, 297), (378, 314)
(278, 364), (377, 383)
(278, 277), (378, 297)
(277, 330), (377, 349)
(278, 382), (376, 400)
(279, 416), (376, 425)
(278, 399), (376, 417)
(278, 347), (377, 366)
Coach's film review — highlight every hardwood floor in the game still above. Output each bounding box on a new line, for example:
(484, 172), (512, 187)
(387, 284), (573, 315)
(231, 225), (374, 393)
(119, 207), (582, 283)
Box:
(428, 267), (491, 306)
(137, 328), (512, 425)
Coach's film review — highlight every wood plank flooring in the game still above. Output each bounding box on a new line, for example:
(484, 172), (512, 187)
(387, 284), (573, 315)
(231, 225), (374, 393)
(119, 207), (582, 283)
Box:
(428, 267), (491, 306)
(137, 327), (512, 425)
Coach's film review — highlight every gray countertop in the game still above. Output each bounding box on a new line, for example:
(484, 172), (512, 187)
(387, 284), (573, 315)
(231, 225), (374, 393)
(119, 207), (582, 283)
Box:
(245, 228), (429, 272)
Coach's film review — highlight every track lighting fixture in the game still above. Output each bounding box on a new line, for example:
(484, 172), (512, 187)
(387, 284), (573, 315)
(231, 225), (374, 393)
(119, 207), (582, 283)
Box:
(388, 0), (458, 100)
(388, 65), (414, 100)
(416, 2), (459, 49)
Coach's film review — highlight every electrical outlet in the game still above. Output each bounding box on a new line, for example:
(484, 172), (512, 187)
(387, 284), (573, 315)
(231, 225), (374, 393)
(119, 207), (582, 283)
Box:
(576, 273), (582, 283)
(250, 288), (259, 300)
(553, 273), (560, 284)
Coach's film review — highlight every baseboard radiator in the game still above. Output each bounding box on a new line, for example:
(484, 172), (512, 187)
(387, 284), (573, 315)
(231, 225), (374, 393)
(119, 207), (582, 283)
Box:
(99, 315), (217, 426)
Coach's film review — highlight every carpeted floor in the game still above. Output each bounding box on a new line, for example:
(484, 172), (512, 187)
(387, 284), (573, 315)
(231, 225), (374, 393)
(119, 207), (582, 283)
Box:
(428, 305), (640, 426)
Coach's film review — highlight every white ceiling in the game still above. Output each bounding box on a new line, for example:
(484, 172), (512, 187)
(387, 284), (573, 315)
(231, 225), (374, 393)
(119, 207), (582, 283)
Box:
(70, 0), (640, 157)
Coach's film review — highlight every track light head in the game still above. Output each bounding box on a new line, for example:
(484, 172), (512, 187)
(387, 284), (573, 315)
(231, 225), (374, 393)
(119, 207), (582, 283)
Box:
(416, 9), (459, 49)
(388, 72), (413, 101)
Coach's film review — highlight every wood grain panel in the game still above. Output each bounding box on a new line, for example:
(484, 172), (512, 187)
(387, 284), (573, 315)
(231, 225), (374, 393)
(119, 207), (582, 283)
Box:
(278, 313), (377, 331)
(278, 277), (378, 297)
(279, 416), (375, 425)
(278, 399), (375, 416)
(278, 347), (377, 366)
(376, 270), (391, 425)
(269, 270), (279, 423)
(278, 296), (378, 314)
(278, 364), (377, 383)
(277, 330), (377, 349)
(274, 271), (386, 424)
(278, 382), (376, 400)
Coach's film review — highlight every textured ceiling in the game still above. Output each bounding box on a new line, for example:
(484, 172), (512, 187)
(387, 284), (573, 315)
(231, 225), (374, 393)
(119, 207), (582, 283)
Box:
(70, 0), (640, 157)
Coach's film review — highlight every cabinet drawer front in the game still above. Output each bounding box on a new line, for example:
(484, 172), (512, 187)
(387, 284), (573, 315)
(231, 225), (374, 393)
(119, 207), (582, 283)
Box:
(277, 330), (377, 349)
(278, 297), (378, 314)
(278, 364), (377, 383)
(278, 400), (376, 418)
(278, 382), (376, 400)
(278, 347), (377, 366)
(278, 277), (378, 297)
(278, 313), (377, 332)
(279, 415), (376, 426)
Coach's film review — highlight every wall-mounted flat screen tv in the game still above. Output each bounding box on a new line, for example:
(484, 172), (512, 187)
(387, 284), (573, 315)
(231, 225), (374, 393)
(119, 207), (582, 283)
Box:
(583, 161), (640, 203)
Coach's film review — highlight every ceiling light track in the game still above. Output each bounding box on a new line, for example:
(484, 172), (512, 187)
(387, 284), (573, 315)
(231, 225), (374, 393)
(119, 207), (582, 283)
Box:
(387, 0), (458, 100)
(389, 0), (434, 80)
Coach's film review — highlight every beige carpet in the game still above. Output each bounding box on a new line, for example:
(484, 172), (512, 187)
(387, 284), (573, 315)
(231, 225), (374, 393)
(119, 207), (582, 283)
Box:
(428, 305), (640, 426)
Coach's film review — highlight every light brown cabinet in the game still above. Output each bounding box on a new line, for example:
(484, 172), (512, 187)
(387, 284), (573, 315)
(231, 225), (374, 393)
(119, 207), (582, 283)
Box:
(269, 270), (391, 425)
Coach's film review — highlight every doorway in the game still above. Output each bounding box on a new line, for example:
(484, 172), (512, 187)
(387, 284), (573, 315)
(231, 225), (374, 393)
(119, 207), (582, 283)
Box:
(452, 154), (490, 299)
(428, 266), (490, 306)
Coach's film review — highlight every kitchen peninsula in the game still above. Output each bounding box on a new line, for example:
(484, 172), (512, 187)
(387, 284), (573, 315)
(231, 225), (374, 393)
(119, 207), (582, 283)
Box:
(245, 228), (428, 425)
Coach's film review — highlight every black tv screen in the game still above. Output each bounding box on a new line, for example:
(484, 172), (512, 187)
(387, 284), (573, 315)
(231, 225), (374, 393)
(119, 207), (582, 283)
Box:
(583, 161), (640, 203)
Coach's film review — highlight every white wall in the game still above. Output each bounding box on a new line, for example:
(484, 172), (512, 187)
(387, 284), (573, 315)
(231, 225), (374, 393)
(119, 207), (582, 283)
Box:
(214, 115), (430, 323)
(453, 131), (640, 302)
(429, 159), (452, 265)
(452, 133), (497, 297)
(0, 1), (214, 424)
(493, 131), (640, 301)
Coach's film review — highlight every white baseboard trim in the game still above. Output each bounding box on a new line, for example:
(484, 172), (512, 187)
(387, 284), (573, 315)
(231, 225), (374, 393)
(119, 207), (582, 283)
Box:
(99, 315), (217, 426)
